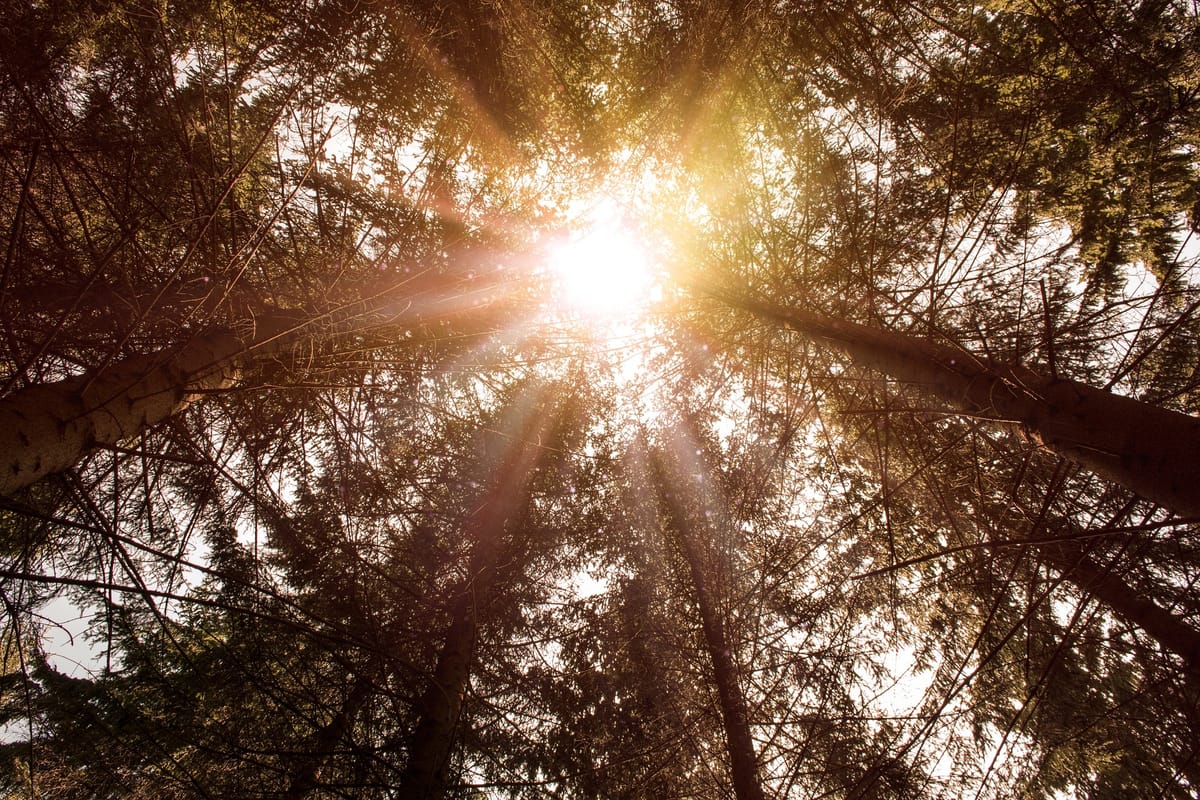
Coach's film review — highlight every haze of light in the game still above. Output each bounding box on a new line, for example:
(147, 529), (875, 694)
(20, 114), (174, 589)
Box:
(546, 202), (659, 321)
(538, 196), (674, 432)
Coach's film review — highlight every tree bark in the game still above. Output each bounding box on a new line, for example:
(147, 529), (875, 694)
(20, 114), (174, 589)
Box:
(652, 448), (766, 800)
(0, 270), (518, 497)
(729, 291), (1200, 518)
(0, 330), (247, 495)
(396, 399), (555, 799)
(396, 582), (484, 800)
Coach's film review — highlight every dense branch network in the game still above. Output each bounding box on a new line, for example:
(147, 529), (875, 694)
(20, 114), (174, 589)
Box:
(1, 1), (1198, 798)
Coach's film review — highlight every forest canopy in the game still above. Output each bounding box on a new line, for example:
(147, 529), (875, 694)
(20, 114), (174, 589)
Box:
(1, 1), (1200, 797)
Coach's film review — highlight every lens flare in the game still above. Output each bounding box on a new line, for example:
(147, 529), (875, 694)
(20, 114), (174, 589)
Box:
(547, 202), (659, 320)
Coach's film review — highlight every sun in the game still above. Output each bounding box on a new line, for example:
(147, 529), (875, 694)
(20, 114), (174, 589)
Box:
(546, 200), (660, 321)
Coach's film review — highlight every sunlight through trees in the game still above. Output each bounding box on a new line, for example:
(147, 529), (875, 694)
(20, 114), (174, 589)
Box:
(2, 1), (1200, 798)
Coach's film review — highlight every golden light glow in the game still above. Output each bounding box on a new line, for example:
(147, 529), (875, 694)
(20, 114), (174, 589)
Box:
(546, 200), (660, 321)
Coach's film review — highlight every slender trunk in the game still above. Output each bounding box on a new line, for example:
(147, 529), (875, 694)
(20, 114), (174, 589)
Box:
(652, 450), (765, 800)
(1040, 539), (1200, 677)
(284, 672), (374, 799)
(729, 292), (1200, 517)
(397, 591), (479, 799)
(396, 401), (554, 799)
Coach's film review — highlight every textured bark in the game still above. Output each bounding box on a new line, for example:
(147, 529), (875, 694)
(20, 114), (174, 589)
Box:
(396, 589), (481, 800)
(653, 449), (766, 800)
(396, 402), (554, 799)
(0, 331), (247, 495)
(732, 293), (1200, 517)
(0, 270), (520, 497)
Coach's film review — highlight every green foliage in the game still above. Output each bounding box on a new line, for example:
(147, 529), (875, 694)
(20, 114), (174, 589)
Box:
(2, 1), (1200, 798)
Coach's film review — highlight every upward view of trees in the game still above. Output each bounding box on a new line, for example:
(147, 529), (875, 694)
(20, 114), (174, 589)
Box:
(1, 1), (1199, 797)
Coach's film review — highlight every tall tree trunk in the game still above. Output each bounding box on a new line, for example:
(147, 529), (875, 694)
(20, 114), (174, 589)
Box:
(396, 397), (556, 799)
(1039, 538), (1200, 677)
(651, 448), (766, 800)
(0, 271), (516, 497)
(397, 588), (481, 799)
(727, 291), (1200, 517)
(0, 330), (247, 495)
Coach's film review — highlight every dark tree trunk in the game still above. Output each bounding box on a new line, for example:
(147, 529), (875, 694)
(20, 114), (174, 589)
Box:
(729, 292), (1200, 517)
(730, 289), (1200, 674)
(396, 398), (556, 799)
(397, 591), (480, 799)
(652, 447), (766, 800)
(1040, 538), (1200, 677)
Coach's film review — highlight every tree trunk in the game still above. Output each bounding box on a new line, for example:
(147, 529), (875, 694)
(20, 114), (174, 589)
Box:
(1040, 539), (1200, 677)
(0, 330), (247, 495)
(0, 270), (518, 497)
(652, 448), (766, 800)
(284, 672), (374, 799)
(397, 590), (480, 799)
(730, 292), (1200, 517)
(396, 399), (555, 799)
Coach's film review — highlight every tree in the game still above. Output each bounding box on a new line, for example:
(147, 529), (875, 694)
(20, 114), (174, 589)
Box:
(649, 429), (766, 800)
(719, 288), (1200, 517)
(4, 1), (1200, 798)
(0, 268), (518, 497)
(396, 382), (569, 798)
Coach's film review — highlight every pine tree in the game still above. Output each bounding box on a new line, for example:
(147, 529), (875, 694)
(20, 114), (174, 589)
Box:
(4, 2), (1200, 798)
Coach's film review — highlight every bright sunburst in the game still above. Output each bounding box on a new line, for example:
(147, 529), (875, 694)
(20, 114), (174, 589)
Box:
(546, 199), (660, 321)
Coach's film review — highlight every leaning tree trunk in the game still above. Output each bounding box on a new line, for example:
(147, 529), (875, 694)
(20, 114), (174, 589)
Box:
(743, 281), (1200, 676)
(0, 271), (516, 497)
(726, 291), (1200, 518)
(652, 446), (766, 800)
(1039, 537), (1200, 678)
(396, 398), (556, 799)
(0, 330), (247, 495)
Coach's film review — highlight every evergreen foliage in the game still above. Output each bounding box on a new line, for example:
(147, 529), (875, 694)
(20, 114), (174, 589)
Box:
(2, 1), (1199, 797)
